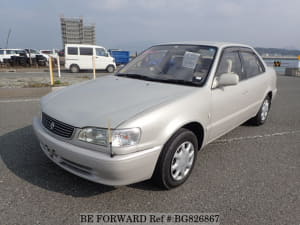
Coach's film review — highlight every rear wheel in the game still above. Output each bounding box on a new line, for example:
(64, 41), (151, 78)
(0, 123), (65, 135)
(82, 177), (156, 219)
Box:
(70, 64), (79, 73)
(152, 128), (198, 189)
(249, 97), (271, 125)
(106, 65), (115, 73)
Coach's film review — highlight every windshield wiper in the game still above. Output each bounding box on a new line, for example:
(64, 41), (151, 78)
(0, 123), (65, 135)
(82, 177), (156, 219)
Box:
(117, 74), (200, 86)
(116, 73), (161, 82)
(161, 79), (199, 86)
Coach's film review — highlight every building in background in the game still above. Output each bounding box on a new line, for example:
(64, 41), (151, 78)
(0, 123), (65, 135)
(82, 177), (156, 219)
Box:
(82, 25), (96, 44)
(60, 17), (96, 46)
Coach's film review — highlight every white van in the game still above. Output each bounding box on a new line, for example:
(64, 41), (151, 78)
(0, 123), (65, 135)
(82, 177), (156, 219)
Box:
(65, 44), (116, 73)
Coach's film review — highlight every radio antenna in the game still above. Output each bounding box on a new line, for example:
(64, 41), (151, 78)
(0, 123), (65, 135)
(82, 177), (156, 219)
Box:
(5, 28), (12, 49)
(107, 119), (113, 157)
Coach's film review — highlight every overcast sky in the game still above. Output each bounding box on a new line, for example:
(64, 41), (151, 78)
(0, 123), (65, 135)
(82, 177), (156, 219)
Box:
(1, 0), (300, 52)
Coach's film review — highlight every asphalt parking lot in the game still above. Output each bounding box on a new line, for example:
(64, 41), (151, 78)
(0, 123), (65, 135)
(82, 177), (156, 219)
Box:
(0, 75), (299, 225)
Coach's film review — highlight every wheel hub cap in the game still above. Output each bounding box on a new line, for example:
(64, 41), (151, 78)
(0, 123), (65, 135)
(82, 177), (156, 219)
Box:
(171, 141), (195, 181)
(261, 100), (269, 121)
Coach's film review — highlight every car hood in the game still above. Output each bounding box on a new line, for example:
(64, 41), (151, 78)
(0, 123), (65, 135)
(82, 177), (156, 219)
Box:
(41, 75), (196, 128)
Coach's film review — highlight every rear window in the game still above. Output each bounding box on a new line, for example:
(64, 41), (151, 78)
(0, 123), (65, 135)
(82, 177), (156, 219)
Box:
(240, 51), (265, 77)
(68, 47), (78, 55)
(79, 47), (93, 56)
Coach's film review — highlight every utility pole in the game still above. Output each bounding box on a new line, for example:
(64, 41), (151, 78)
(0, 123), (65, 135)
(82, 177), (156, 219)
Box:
(5, 29), (12, 49)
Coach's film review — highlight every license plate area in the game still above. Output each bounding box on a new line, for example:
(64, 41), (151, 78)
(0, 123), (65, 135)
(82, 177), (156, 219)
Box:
(40, 142), (59, 160)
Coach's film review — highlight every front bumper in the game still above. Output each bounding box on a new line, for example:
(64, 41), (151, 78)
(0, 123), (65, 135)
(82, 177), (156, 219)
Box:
(32, 117), (162, 186)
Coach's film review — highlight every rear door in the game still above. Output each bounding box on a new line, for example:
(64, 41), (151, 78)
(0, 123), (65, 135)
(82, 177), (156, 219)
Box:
(208, 47), (251, 141)
(65, 46), (79, 68)
(79, 47), (93, 69)
(239, 48), (267, 116)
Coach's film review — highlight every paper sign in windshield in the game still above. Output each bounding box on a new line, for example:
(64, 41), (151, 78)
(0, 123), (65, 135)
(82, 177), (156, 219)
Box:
(182, 52), (200, 69)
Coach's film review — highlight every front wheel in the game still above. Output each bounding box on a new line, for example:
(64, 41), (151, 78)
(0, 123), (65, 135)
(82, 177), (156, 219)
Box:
(249, 97), (271, 125)
(152, 128), (198, 189)
(106, 65), (115, 73)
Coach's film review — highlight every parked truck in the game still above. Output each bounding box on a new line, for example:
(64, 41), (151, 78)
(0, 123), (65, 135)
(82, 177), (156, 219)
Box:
(108, 49), (130, 65)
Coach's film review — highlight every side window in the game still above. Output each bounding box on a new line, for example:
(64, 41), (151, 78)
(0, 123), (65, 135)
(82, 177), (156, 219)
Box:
(79, 47), (93, 56)
(68, 47), (78, 55)
(96, 48), (106, 56)
(0, 50), (4, 55)
(216, 50), (245, 80)
(240, 51), (264, 78)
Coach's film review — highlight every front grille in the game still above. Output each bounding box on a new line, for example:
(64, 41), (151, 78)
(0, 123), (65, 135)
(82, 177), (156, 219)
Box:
(42, 113), (75, 138)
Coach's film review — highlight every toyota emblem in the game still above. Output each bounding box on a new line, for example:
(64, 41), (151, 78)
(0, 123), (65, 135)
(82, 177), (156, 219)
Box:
(50, 122), (55, 130)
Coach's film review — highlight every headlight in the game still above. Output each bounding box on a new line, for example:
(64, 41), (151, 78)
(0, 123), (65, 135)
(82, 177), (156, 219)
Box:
(111, 128), (141, 147)
(78, 127), (141, 147)
(78, 128), (108, 146)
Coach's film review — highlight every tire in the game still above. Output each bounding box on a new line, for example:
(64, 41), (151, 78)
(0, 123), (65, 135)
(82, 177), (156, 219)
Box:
(70, 64), (80, 73)
(38, 61), (46, 67)
(106, 65), (115, 73)
(152, 128), (198, 189)
(249, 96), (271, 126)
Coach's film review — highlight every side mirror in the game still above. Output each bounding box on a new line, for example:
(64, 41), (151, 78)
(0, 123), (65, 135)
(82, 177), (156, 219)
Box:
(213, 73), (239, 88)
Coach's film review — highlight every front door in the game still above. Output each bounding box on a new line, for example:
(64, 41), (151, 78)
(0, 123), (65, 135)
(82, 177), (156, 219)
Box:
(95, 48), (108, 70)
(208, 47), (250, 141)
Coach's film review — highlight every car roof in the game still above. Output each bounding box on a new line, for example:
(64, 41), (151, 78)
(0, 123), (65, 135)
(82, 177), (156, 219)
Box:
(156, 41), (252, 49)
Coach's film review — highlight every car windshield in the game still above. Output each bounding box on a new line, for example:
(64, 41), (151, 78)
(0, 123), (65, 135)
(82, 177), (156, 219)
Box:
(16, 50), (25, 54)
(31, 49), (40, 54)
(6, 50), (17, 54)
(117, 45), (217, 86)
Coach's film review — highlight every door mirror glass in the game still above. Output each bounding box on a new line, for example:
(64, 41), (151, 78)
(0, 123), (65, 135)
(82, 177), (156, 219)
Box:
(214, 72), (239, 88)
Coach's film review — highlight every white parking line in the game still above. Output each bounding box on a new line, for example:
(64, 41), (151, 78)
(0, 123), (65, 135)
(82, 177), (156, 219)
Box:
(24, 72), (48, 74)
(214, 130), (300, 144)
(0, 98), (40, 103)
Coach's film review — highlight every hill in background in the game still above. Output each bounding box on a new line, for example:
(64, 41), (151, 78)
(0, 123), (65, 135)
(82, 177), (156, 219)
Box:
(255, 47), (300, 56)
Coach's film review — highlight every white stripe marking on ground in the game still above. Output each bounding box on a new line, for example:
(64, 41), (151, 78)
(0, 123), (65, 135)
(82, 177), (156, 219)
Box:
(214, 130), (300, 144)
(24, 72), (47, 74)
(0, 98), (40, 103)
